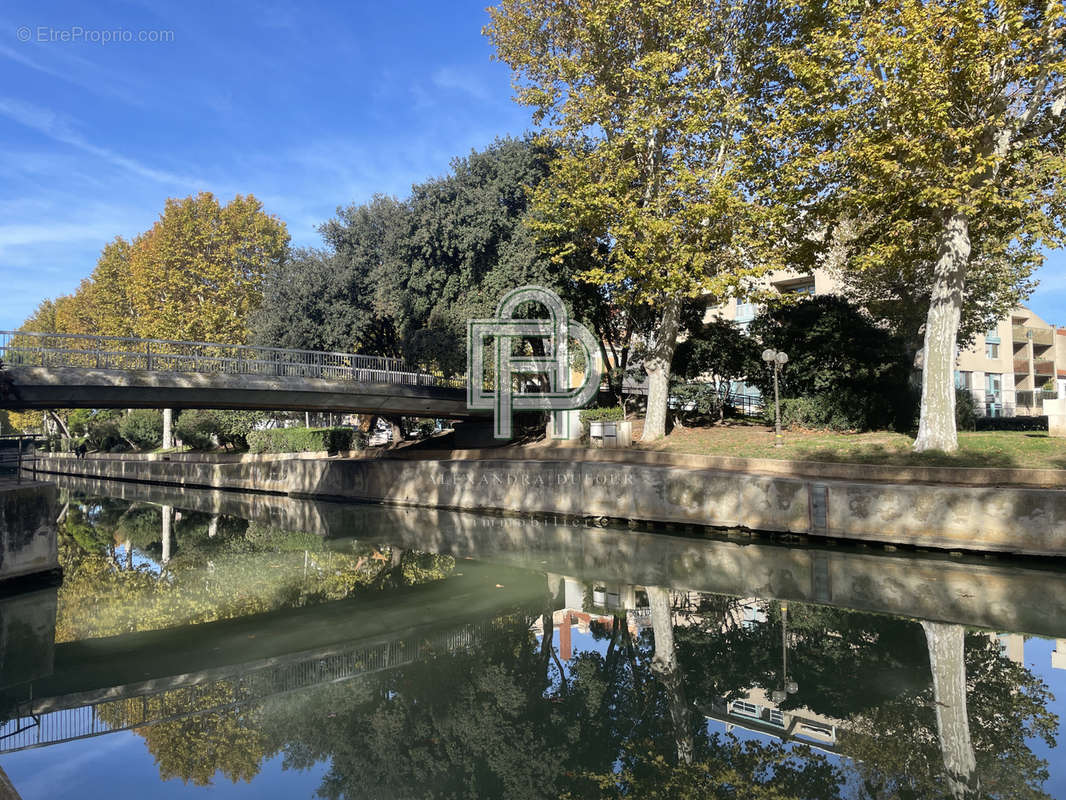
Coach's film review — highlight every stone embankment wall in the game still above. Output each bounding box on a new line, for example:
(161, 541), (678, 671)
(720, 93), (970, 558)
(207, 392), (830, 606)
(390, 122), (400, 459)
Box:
(30, 454), (1066, 556)
(47, 473), (1066, 637)
(0, 481), (58, 582)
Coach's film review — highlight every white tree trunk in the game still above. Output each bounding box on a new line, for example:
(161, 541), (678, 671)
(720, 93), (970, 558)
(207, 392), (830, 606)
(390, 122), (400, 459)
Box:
(648, 585), (693, 764)
(922, 621), (979, 798)
(641, 296), (682, 442)
(162, 408), (173, 450)
(914, 212), (970, 453)
(161, 505), (173, 566)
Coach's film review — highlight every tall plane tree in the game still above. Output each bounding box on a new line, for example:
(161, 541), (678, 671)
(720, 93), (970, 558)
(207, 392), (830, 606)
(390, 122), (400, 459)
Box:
(763, 0), (1065, 452)
(486, 0), (776, 440)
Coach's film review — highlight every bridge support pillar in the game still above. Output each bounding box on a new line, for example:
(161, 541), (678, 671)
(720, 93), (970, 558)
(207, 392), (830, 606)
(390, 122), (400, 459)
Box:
(162, 409), (174, 450)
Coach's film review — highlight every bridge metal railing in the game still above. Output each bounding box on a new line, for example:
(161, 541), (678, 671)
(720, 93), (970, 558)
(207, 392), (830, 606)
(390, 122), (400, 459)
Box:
(0, 330), (465, 389)
(0, 619), (489, 754)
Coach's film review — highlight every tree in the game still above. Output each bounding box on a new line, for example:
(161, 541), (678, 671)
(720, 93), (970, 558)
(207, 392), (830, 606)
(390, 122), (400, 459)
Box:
(672, 319), (757, 422)
(85, 237), (136, 337)
(119, 409), (164, 450)
(762, 0), (1066, 451)
(129, 192), (289, 343)
(257, 139), (613, 377)
(487, 1), (779, 440)
(746, 296), (915, 431)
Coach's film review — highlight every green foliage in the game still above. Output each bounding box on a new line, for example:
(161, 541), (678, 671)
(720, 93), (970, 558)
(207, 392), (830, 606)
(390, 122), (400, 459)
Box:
(254, 139), (595, 376)
(955, 389), (979, 433)
(673, 318), (758, 421)
(755, 0), (1066, 451)
(777, 397), (861, 433)
(579, 406), (625, 424)
(245, 426), (362, 454)
(670, 382), (723, 426)
(83, 411), (123, 451)
(174, 410), (220, 451)
(119, 409), (164, 450)
(748, 297), (915, 432)
(67, 408), (94, 437)
(580, 406), (626, 438)
(212, 410), (274, 450)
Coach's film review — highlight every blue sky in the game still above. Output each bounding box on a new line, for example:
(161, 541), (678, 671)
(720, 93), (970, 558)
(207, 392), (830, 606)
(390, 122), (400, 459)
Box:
(0, 0), (1062, 331)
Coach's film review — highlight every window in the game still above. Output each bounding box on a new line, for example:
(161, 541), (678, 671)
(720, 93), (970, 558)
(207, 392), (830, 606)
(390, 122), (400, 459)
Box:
(954, 371), (972, 390)
(768, 709), (786, 728)
(735, 302), (759, 332)
(985, 373), (1002, 409)
(985, 327), (1001, 344)
(730, 701), (761, 719)
(986, 342), (999, 359)
(781, 281), (815, 295)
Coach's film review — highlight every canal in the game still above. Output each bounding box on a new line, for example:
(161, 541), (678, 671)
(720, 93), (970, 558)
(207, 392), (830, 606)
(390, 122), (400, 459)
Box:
(1, 476), (1065, 799)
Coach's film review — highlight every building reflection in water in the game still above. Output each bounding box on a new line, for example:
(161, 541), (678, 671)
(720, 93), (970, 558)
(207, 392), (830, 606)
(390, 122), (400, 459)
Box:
(0, 489), (1062, 799)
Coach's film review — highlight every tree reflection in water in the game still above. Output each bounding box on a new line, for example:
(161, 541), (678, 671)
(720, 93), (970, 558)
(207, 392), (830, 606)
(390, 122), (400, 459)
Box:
(45, 495), (1061, 799)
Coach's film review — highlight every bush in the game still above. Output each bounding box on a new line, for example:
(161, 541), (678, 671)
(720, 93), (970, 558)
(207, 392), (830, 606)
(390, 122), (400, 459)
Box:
(955, 388), (978, 432)
(84, 412), (123, 451)
(777, 396), (862, 432)
(245, 426), (364, 454)
(669, 382), (722, 425)
(119, 409), (163, 450)
(175, 410), (221, 450)
(975, 415), (1048, 432)
(212, 410), (274, 450)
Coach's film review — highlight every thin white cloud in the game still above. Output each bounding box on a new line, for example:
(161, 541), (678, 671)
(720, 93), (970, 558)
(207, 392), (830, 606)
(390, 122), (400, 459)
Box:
(0, 221), (124, 248)
(0, 43), (144, 106)
(0, 96), (203, 187)
(431, 66), (490, 101)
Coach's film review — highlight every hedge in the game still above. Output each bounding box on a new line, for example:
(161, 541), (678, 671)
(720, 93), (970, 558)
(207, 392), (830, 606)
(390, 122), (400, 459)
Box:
(245, 426), (365, 454)
(975, 415), (1048, 432)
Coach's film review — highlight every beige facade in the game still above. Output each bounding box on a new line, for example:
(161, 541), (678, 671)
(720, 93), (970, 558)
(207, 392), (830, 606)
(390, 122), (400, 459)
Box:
(707, 267), (1063, 417)
(955, 307), (1061, 416)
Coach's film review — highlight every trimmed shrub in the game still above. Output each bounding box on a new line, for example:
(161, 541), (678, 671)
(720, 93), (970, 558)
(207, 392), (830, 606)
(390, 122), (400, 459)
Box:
(119, 409), (163, 450)
(245, 426), (364, 454)
(175, 410), (221, 450)
(975, 415), (1048, 432)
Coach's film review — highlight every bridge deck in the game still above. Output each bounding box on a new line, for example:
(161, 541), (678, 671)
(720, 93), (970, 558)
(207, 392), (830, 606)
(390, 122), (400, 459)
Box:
(0, 331), (484, 417)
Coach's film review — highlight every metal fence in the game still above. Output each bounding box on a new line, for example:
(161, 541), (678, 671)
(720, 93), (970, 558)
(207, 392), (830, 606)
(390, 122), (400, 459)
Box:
(0, 436), (40, 479)
(0, 330), (465, 389)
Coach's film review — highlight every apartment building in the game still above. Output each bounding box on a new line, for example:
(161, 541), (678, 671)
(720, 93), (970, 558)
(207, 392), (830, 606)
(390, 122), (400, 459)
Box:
(709, 268), (1064, 417)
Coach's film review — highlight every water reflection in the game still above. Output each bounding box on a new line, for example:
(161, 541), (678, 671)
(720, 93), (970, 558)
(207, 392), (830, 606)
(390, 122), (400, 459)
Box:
(0, 482), (1062, 799)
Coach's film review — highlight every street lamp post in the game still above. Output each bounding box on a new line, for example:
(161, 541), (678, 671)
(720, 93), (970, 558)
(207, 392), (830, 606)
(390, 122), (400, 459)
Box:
(771, 602), (798, 704)
(761, 348), (789, 447)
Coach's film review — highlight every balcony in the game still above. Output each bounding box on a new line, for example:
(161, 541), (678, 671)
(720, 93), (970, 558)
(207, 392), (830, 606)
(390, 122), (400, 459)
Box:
(1014, 358), (1030, 374)
(1031, 328), (1054, 347)
(1034, 358), (1055, 377)
(1013, 325), (1055, 347)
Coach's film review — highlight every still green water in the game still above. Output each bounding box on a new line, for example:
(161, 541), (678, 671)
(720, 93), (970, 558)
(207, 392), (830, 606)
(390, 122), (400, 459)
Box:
(1, 476), (1065, 799)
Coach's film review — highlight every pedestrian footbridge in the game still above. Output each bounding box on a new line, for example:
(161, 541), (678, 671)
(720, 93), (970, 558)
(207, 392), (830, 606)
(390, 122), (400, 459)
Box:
(0, 330), (483, 418)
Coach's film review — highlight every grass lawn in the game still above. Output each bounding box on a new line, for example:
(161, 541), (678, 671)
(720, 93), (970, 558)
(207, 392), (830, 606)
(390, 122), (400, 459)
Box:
(631, 421), (1066, 470)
